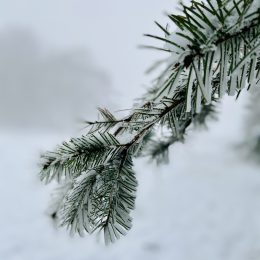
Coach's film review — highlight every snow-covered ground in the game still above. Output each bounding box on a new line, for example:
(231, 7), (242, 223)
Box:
(1, 95), (260, 260)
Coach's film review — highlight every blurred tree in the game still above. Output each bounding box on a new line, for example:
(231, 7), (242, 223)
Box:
(0, 28), (112, 133)
(39, 0), (260, 244)
(243, 88), (260, 161)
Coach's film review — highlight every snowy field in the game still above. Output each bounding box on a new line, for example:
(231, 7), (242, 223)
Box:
(1, 95), (260, 260)
(1, 1), (260, 259)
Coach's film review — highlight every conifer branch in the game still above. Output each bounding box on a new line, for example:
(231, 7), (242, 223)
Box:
(39, 0), (260, 244)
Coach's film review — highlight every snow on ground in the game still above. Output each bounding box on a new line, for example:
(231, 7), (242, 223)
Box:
(1, 94), (260, 260)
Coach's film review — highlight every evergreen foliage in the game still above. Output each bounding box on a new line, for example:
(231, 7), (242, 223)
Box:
(39, 0), (260, 244)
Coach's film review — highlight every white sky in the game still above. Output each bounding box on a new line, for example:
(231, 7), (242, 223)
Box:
(0, 0), (175, 107)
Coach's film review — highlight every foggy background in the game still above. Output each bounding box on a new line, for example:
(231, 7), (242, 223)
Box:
(0, 28), (112, 132)
(0, 1), (260, 260)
